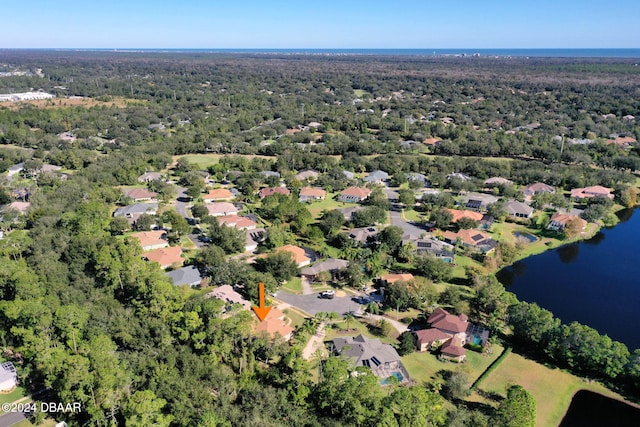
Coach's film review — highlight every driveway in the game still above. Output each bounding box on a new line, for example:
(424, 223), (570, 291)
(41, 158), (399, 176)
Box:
(175, 186), (190, 218)
(389, 207), (428, 238)
(275, 291), (364, 317)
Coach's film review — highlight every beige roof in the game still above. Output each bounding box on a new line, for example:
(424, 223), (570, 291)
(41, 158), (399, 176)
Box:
(130, 230), (167, 249)
(216, 215), (257, 229)
(380, 273), (414, 284)
(143, 246), (182, 269)
(570, 186), (613, 199)
(300, 187), (326, 198)
(7, 201), (30, 213)
(340, 187), (372, 198)
(254, 308), (294, 340)
(278, 244), (311, 266)
(126, 188), (158, 200)
(206, 202), (238, 216)
(207, 285), (251, 310)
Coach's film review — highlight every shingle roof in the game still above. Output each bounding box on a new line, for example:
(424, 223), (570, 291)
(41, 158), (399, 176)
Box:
(258, 187), (291, 198)
(333, 334), (401, 368)
(203, 188), (234, 200)
(301, 259), (349, 276)
(166, 265), (202, 286)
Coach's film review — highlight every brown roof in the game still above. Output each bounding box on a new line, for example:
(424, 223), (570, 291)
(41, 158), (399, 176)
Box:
(522, 182), (555, 195)
(427, 307), (468, 333)
(7, 201), (30, 213)
(143, 246), (183, 269)
(126, 188), (158, 200)
(130, 230), (167, 249)
(415, 328), (451, 344)
(340, 187), (372, 198)
(258, 187), (291, 198)
(423, 137), (442, 146)
(550, 212), (588, 229)
(206, 284), (251, 310)
(216, 215), (257, 229)
(441, 337), (466, 357)
(447, 209), (484, 223)
(380, 273), (414, 284)
(203, 188), (234, 201)
(606, 136), (636, 146)
(300, 187), (326, 198)
(254, 308), (294, 340)
(442, 229), (492, 247)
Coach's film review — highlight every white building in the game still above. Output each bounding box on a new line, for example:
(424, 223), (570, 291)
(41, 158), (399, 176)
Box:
(0, 92), (55, 102)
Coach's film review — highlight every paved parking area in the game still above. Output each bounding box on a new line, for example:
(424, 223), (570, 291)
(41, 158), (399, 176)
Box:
(275, 290), (364, 317)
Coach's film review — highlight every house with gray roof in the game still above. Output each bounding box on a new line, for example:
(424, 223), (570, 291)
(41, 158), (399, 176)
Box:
(301, 258), (349, 281)
(331, 335), (409, 383)
(113, 203), (158, 224)
(138, 172), (162, 183)
(346, 227), (379, 245)
(294, 169), (320, 181)
(461, 192), (499, 211)
(363, 170), (389, 185)
(505, 200), (534, 219)
(407, 237), (454, 263)
(405, 172), (429, 186)
(259, 171), (281, 178)
(342, 170), (355, 180)
(338, 206), (363, 221)
(166, 265), (202, 287)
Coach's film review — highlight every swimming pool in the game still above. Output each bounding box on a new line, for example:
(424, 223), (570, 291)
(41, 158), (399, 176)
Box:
(380, 371), (404, 385)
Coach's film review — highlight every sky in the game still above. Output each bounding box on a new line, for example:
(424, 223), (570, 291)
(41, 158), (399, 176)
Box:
(3, 0), (639, 49)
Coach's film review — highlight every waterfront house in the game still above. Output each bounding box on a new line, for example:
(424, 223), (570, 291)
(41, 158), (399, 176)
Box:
(570, 186), (614, 201)
(331, 335), (409, 382)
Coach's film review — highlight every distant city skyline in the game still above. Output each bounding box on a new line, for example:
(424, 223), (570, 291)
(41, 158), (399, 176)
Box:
(3, 1), (639, 49)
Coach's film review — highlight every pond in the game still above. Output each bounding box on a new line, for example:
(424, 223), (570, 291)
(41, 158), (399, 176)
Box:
(513, 231), (537, 243)
(559, 390), (640, 426)
(497, 208), (640, 350)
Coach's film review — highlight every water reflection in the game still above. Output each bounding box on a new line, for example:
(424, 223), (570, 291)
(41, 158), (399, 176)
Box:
(616, 208), (635, 223)
(495, 261), (526, 287)
(559, 390), (640, 427)
(557, 244), (580, 264)
(583, 231), (605, 245)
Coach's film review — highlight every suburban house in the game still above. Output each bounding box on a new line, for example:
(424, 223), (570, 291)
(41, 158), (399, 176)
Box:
(6, 201), (31, 214)
(300, 258), (349, 281)
(130, 230), (169, 251)
(548, 212), (588, 232)
(338, 206), (363, 221)
(165, 265), (202, 287)
(206, 202), (239, 217)
(346, 226), (379, 245)
(137, 172), (162, 183)
(338, 187), (372, 203)
(217, 215), (257, 230)
(414, 307), (489, 363)
(605, 135), (636, 148)
(206, 284), (251, 311)
(484, 177), (513, 187)
(0, 362), (18, 392)
(299, 187), (327, 202)
(259, 171), (280, 178)
(203, 188), (235, 202)
(143, 246), (183, 269)
(405, 172), (429, 186)
(245, 228), (266, 252)
(294, 169), (320, 181)
(521, 182), (555, 200)
(363, 170), (390, 185)
(407, 237), (454, 262)
(446, 172), (472, 182)
(570, 186), (614, 201)
(423, 137), (443, 147)
(447, 209), (493, 229)
(505, 200), (535, 219)
(113, 203), (158, 224)
(462, 192), (499, 211)
(342, 170), (355, 180)
(380, 273), (414, 285)
(276, 244), (311, 267)
(126, 188), (158, 202)
(442, 229), (496, 253)
(254, 308), (294, 341)
(331, 335), (409, 383)
(258, 187), (291, 199)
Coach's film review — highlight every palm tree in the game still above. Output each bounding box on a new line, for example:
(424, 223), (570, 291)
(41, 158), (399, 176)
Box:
(365, 301), (381, 318)
(344, 312), (356, 330)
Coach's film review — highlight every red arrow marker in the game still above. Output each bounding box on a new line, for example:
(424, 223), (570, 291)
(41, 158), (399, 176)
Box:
(252, 282), (272, 321)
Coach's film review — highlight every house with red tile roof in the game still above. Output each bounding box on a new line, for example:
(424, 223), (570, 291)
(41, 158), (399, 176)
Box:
(442, 229), (496, 252)
(130, 230), (169, 251)
(126, 188), (158, 202)
(380, 273), (414, 285)
(299, 187), (326, 202)
(258, 187), (291, 199)
(277, 244), (311, 267)
(521, 182), (555, 200)
(423, 137), (443, 146)
(338, 187), (372, 203)
(143, 246), (183, 269)
(203, 188), (235, 202)
(206, 202), (238, 217)
(570, 186), (614, 200)
(254, 308), (294, 341)
(447, 209), (484, 223)
(605, 136), (636, 148)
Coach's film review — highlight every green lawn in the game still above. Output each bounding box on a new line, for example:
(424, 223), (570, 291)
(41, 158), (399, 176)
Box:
(402, 208), (424, 223)
(469, 350), (628, 427)
(281, 277), (303, 294)
(402, 344), (504, 386)
(323, 318), (397, 345)
(305, 193), (351, 219)
(0, 386), (27, 406)
(353, 89), (370, 97)
(283, 307), (308, 329)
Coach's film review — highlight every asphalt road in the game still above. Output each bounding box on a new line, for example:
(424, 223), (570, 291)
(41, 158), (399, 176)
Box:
(0, 410), (28, 427)
(389, 207), (428, 238)
(175, 186), (190, 218)
(275, 291), (364, 317)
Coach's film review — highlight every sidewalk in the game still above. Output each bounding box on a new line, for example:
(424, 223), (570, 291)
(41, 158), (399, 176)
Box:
(302, 322), (327, 360)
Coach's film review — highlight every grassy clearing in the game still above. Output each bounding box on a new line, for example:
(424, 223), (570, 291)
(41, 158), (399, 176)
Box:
(4, 96), (142, 110)
(171, 153), (274, 170)
(0, 386), (27, 406)
(402, 344), (504, 386)
(305, 194), (351, 219)
(402, 208), (424, 223)
(353, 89), (370, 97)
(469, 350), (628, 427)
(281, 277), (303, 294)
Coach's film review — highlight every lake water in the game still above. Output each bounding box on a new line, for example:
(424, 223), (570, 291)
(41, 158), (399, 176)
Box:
(559, 390), (640, 427)
(497, 208), (640, 350)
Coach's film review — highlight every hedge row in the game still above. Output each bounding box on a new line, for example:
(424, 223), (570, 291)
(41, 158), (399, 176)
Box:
(471, 346), (512, 390)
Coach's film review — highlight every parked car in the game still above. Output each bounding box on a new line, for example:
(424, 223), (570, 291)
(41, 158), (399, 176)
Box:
(319, 290), (335, 299)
